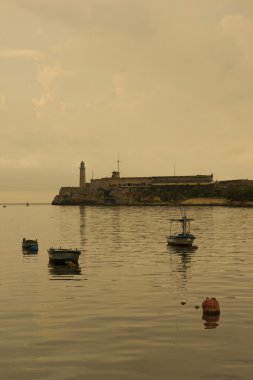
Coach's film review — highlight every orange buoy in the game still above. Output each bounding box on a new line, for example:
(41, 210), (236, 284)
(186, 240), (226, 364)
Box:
(202, 297), (220, 315)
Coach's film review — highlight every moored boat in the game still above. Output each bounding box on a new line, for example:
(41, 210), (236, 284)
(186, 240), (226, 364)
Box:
(22, 238), (38, 251)
(167, 213), (196, 246)
(48, 247), (81, 264)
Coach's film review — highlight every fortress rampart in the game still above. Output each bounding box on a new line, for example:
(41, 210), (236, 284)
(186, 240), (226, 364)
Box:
(52, 162), (215, 205)
(90, 174), (213, 189)
(52, 162), (253, 206)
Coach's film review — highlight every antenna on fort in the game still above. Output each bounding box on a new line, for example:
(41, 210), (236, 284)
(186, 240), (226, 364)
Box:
(114, 152), (122, 175)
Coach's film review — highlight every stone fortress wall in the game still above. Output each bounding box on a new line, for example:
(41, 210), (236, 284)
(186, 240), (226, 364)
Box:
(52, 161), (215, 205)
(90, 174), (214, 189)
(52, 161), (253, 205)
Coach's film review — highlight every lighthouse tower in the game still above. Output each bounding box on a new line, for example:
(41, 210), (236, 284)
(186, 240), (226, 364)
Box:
(79, 161), (86, 188)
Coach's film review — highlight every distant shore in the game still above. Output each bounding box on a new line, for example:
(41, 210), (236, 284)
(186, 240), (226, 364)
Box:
(52, 179), (253, 207)
(51, 197), (253, 207)
(180, 198), (253, 207)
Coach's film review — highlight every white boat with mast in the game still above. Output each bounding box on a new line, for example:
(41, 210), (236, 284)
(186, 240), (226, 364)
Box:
(167, 209), (196, 247)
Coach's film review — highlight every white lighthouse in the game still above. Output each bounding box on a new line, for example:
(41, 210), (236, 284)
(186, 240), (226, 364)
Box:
(79, 161), (86, 188)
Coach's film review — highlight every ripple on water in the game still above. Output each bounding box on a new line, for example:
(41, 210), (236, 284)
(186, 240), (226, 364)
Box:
(0, 205), (253, 379)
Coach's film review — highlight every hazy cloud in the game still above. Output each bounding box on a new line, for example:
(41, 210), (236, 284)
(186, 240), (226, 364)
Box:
(0, 94), (6, 109)
(1, 0), (253, 200)
(0, 48), (44, 61)
(32, 64), (74, 117)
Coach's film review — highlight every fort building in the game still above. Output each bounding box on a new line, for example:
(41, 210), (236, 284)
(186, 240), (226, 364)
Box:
(52, 161), (215, 205)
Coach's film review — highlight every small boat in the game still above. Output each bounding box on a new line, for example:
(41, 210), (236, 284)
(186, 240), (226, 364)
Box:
(22, 238), (38, 251)
(26, 202), (29, 206)
(48, 247), (81, 264)
(167, 213), (196, 246)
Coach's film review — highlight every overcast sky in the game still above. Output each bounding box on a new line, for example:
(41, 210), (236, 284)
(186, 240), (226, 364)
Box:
(1, 0), (253, 202)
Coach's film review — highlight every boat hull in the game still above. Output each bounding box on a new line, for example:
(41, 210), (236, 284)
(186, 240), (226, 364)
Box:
(167, 235), (195, 246)
(48, 248), (81, 263)
(22, 239), (38, 251)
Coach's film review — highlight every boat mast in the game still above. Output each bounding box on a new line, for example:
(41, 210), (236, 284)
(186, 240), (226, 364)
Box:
(182, 215), (187, 234)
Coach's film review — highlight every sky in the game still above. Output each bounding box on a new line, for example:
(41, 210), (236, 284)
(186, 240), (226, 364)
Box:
(0, 0), (253, 202)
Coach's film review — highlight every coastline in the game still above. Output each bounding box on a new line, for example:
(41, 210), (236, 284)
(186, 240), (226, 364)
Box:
(52, 198), (253, 207)
(52, 164), (253, 207)
(181, 198), (253, 207)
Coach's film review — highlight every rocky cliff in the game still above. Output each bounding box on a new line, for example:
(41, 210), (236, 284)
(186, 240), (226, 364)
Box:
(52, 180), (253, 206)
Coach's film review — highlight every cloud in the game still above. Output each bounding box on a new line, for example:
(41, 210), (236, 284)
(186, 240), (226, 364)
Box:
(1, 0), (253, 195)
(0, 48), (44, 62)
(32, 64), (74, 119)
(219, 14), (253, 63)
(113, 72), (128, 98)
(35, 64), (73, 92)
(0, 94), (6, 109)
(12, 0), (152, 36)
(0, 156), (40, 169)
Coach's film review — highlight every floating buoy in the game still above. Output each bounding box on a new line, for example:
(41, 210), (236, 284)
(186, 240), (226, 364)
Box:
(195, 305), (199, 309)
(202, 297), (220, 315)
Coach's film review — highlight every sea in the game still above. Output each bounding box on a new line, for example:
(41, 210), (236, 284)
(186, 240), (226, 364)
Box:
(0, 204), (253, 380)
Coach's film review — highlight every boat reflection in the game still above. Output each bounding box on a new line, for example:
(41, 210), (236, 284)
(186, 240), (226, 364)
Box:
(167, 244), (197, 306)
(168, 245), (197, 255)
(167, 245), (196, 276)
(22, 248), (38, 255)
(48, 262), (82, 278)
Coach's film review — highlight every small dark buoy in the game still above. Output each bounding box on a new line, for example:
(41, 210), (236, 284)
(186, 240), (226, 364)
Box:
(195, 305), (199, 310)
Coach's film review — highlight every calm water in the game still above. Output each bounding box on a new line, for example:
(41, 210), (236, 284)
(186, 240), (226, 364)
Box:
(0, 205), (253, 380)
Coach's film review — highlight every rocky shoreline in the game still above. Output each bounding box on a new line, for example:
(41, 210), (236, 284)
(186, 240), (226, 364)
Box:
(52, 169), (253, 207)
(52, 196), (253, 207)
(181, 198), (253, 207)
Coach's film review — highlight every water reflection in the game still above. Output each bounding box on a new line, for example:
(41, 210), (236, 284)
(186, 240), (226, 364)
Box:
(202, 313), (220, 329)
(168, 245), (198, 255)
(167, 245), (196, 281)
(22, 248), (38, 255)
(48, 263), (82, 280)
(111, 207), (122, 249)
(79, 206), (86, 248)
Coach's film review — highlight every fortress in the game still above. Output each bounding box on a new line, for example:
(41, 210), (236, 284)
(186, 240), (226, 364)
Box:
(52, 161), (217, 205)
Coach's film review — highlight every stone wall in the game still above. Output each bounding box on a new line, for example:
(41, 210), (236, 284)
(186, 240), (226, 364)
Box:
(90, 174), (213, 189)
(52, 178), (253, 205)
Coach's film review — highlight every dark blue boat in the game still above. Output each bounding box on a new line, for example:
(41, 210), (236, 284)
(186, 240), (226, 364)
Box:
(22, 238), (38, 251)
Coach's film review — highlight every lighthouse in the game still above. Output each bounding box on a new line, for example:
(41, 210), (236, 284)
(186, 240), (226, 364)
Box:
(79, 161), (86, 188)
